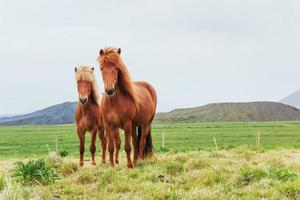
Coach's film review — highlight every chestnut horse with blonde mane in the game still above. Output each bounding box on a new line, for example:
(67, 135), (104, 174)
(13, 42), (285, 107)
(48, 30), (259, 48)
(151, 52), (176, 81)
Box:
(74, 66), (121, 166)
(97, 47), (157, 168)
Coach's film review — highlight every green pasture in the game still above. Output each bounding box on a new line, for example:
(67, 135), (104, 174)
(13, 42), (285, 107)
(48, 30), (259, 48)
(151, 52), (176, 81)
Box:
(0, 122), (300, 159)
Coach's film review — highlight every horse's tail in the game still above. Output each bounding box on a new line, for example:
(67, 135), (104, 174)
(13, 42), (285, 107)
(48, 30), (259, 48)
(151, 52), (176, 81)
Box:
(138, 126), (154, 158)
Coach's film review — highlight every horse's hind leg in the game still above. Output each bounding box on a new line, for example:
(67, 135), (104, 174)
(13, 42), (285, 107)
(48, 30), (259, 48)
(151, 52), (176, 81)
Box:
(114, 129), (121, 165)
(131, 125), (139, 166)
(98, 129), (107, 164)
(77, 127), (85, 166)
(139, 124), (150, 159)
(90, 130), (97, 165)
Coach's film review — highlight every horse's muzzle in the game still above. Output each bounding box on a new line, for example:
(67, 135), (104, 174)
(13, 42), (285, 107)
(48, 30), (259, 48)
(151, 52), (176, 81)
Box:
(105, 88), (115, 96)
(79, 97), (88, 104)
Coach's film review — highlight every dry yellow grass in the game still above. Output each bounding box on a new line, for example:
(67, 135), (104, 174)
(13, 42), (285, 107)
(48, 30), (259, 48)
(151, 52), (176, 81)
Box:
(0, 148), (300, 200)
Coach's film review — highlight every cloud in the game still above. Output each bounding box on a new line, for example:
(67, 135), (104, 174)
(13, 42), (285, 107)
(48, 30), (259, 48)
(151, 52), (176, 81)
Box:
(0, 0), (299, 113)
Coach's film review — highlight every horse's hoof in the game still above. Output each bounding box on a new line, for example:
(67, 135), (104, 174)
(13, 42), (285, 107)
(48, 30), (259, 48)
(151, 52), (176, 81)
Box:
(138, 156), (144, 160)
(127, 163), (134, 168)
(79, 162), (84, 167)
(115, 160), (119, 165)
(91, 162), (96, 166)
(102, 160), (106, 164)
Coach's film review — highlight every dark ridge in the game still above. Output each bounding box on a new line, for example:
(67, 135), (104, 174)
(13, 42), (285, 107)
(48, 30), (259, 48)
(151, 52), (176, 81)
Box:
(1, 101), (300, 126)
(154, 102), (300, 123)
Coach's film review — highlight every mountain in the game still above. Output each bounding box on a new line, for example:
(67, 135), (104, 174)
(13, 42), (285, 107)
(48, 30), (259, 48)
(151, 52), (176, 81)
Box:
(1, 101), (300, 126)
(0, 114), (19, 118)
(280, 90), (300, 109)
(0, 102), (77, 126)
(154, 102), (300, 123)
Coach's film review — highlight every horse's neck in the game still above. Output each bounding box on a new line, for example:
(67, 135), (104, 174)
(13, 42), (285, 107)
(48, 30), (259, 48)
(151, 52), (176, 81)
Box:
(113, 84), (130, 102)
(79, 101), (95, 115)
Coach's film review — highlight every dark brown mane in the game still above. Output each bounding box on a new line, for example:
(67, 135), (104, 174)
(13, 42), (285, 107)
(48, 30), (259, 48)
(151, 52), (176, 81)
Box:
(98, 48), (140, 107)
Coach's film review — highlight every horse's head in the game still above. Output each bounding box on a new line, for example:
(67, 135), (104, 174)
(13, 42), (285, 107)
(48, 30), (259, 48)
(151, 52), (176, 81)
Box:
(75, 67), (94, 104)
(98, 48), (121, 96)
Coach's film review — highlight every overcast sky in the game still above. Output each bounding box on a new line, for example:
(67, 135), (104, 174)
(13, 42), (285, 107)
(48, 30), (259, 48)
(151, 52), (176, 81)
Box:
(0, 0), (300, 114)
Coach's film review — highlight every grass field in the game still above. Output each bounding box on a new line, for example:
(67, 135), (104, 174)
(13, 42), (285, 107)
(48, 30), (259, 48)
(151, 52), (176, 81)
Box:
(0, 122), (300, 199)
(0, 122), (300, 159)
(1, 149), (300, 199)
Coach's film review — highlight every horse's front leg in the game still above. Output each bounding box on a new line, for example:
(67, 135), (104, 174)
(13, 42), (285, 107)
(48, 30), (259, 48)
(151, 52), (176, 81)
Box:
(105, 125), (116, 167)
(124, 122), (133, 168)
(90, 129), (97, 165)
(114, 128), (121, 165)
(77, 127), (85, 166)
(98, 128), (107, 164)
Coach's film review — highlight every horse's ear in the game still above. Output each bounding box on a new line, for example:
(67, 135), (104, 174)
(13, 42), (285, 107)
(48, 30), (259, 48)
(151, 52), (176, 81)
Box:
(74, 67), (77, 72)
(117, 48), (121, 54)
(99, 49), (104, 56)
(92, 67), (94, 71)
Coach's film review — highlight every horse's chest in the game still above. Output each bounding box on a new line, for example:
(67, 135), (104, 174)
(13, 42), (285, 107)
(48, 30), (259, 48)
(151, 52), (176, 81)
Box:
(102, 98), (134, 126)
(79, 115), (98, 131)
(105, 110), (121, 124)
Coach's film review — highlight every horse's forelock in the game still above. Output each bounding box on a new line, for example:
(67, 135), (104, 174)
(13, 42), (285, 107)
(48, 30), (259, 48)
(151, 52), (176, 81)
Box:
(75, 66), (101, 106)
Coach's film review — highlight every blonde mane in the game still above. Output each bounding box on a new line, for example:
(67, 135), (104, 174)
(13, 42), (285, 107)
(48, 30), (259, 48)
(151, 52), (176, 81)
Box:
(97, 47), (141, 108)
(75, 65), (102, 106)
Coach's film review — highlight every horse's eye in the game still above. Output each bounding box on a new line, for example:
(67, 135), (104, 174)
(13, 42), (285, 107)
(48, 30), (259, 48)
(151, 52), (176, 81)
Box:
(100, 68), (103, 71)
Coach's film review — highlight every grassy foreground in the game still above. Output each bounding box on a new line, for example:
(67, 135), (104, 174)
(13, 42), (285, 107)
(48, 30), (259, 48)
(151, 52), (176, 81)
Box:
(0, 122), (300, 159)
(0, 148), (300, 200)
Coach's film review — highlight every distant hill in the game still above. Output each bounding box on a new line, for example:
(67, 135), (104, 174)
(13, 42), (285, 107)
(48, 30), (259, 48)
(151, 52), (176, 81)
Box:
(1, 101), (300, 126)
(0, 102), (76, 126)
(0, 114), (19, 118)
(280, 90), (300, 109)
(154, 102), (300, 123)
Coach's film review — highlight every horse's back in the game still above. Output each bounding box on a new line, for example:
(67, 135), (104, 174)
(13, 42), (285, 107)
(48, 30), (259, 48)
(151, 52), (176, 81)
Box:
(135, 81), (157, 102)
(133, 81), (157, 125)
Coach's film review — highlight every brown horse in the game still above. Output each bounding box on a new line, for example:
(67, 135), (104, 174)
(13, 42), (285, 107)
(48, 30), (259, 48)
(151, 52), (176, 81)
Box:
(97, 47), (157, 168)
(74, 66), (121, 166)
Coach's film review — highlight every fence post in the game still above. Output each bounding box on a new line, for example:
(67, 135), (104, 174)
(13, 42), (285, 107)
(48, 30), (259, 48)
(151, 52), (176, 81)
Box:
(256, 130), (258, 147)
(55, 135), (58, 153)
(162, 132), (165, 149)
(257, 128), (260, 147)
(213, 137), (218, 151)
